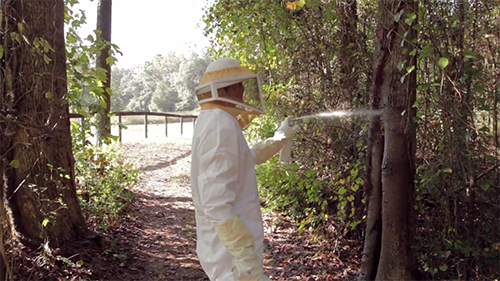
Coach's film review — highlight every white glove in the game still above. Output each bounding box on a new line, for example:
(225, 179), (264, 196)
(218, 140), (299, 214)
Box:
(274, 117), (298, 140)
(213, 215), (270, 280)
(251, 117), (298, 165)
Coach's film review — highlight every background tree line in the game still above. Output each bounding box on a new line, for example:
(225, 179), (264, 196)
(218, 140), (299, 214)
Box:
(110, 52), (211, 113)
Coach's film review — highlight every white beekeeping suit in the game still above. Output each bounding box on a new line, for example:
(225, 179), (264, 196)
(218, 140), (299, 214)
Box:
(190, 58), (297, 280)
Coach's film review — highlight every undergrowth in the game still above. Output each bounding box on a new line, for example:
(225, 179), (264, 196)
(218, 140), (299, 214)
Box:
(10, 136), (140, 281)
(73, 143), (140, 231)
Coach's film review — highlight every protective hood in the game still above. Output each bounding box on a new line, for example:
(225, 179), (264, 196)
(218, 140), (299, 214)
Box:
(195, 58), (265, 128)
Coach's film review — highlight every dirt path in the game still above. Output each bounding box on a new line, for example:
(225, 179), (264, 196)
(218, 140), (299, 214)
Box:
(112, 140), (359, 281)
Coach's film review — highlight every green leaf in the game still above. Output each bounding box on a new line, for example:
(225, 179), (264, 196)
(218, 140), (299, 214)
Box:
(43, 54), (52, 64)
(10, 159), (19, 168)
(421, 45), (433, 58)
(34, 37), (41, 49)
(474, 85), (485, 93)
(394, 9), (404, 22)
(412, 98), (421, 108)
(355, 177), (365, 185)
(438, 57), (449, 69)
(339, 187), (347, 195)
(486, 155), (496, 162)
(0, 45), (3, 59)
(417, 83), (430, 91)
(45, 92), (54, 99)
(398, 60), (406, 70)
(42, 218), (50, 227)
(439, 264), (448, 271)
(350, 168), (358, 177)
(463, 49), (477, 59)
(479, 126), (490, 133)
(406, 65), (415, 73)
(349, 220), (361, 230)
(351, 184), (359, 192)
(480, 182), (490, 192)
(296, 0), (305, 8)
(423, 264), (429, 272)
(42, 40), (50, 52)
(325, 9), (335, 20)
(405, 12), (417, 25)
(443, 167), (452, 173)
(410, 48), (417, 56)
(17, 22), (25, 33)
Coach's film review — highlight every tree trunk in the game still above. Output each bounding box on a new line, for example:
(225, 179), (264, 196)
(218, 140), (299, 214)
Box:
(338, 0), (364, 226)
(339, 0), (358, 107)
(0, 3), (6, 279)
(1, 0), (87, 249)
(358, 8), (387, 279)
(96, 0), (112, 145)
(376, 0), (418, 279)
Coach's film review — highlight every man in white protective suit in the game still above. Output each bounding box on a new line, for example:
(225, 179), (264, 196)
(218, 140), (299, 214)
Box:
(190, 57), (298, 281)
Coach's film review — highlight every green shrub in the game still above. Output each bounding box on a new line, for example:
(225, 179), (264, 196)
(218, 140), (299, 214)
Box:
(256, 156), (329, 233)
(73, 143), (140, 230)
(246, 115), (330, 233)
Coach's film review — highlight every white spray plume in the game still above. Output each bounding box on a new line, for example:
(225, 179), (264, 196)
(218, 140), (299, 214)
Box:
(294, 109), (382, 121)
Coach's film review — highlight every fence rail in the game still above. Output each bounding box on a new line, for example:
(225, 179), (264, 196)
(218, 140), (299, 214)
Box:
(69, 111), (198, 143)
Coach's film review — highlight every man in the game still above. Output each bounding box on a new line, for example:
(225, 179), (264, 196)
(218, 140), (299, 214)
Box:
(190, 58), (297, 280)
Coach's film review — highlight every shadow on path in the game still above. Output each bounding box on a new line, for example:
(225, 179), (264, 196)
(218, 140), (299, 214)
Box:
(112, 141), (208, 281)
(142, 150), (192, 172)
(114, 192), (208, 281)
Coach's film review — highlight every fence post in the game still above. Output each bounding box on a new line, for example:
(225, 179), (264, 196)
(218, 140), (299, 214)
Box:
(144, 114), (148, 139)
(165, 116), (168, 137)
(181, 116), (184, 136)
(118, 115), (122, 143)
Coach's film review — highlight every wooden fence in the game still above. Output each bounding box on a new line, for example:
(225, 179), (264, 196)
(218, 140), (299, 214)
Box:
(69, 111), (198, 143)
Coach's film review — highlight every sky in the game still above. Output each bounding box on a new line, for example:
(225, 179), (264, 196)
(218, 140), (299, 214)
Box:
(72, 0), (213, 69)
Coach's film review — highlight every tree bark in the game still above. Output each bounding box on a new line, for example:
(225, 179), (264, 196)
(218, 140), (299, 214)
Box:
(338, 0), (364, 225)
(358, 8), (387, 279)
(1, 0), (87, 248)
(96, 0), (112, 145)
(376, 0), (418, 279)
(339, 0), (359, 107)
(0, 3), (13, 278)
